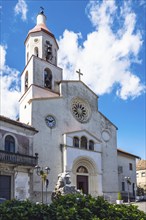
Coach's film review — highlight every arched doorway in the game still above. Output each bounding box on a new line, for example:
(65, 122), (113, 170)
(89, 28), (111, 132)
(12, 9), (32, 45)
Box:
(77, 166), (88, 194)
(72, 156), (101, 196)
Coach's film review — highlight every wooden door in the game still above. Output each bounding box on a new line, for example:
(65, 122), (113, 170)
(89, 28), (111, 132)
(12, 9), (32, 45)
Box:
(77, 175), (88, 194)
(0, 175), (11, 200)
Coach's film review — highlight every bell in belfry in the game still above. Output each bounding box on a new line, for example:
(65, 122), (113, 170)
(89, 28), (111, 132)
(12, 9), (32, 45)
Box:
(46, 41), (53, 61)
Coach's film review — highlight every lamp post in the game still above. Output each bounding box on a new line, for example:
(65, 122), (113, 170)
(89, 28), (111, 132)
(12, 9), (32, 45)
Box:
(125, 176), (131, 203)
(35, 165), (50, 204)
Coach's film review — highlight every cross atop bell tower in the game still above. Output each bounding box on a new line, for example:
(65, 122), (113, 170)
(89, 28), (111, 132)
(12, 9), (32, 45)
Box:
(40, 6), (44, 14)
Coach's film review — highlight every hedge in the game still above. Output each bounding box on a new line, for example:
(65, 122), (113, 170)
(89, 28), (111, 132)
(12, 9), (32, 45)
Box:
(0, 194), (146, 220)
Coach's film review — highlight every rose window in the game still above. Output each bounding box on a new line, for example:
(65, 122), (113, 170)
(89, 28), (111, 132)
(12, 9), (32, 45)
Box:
(71, 98), (91, 123)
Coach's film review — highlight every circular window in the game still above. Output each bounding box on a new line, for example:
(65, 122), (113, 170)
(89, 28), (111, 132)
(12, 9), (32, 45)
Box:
(34, 38), (39, 43)
(102, 130), (110, 142)
(71, 98), (91, 123)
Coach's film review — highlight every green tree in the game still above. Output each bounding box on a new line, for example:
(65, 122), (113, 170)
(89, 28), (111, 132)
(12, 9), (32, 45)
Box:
(137, 186), (144, 196)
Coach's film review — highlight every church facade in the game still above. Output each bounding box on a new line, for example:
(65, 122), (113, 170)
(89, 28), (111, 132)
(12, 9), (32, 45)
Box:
(0, 10), (139, 203)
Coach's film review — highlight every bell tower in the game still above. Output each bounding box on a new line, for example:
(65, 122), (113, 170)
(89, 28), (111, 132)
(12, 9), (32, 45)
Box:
(19, 9), (62, 124)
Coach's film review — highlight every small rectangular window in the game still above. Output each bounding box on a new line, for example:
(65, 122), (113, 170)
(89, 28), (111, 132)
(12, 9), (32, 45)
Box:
(122, 182), (125, 191)
(118, 166), (123, 173)
(129, 163), (133, 170)
(141, 172), (145, 177)
(136, 173), (139, 177)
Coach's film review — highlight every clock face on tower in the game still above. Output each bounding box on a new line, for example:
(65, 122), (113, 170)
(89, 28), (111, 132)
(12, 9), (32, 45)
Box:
(45, 115), (56, 128)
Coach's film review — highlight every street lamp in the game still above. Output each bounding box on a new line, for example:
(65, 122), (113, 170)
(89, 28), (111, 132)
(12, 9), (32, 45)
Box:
(125, 176), (131, 203)
(35, 165), (50, 204)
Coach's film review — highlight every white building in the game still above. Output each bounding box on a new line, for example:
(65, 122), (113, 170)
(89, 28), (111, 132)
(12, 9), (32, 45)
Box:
(0, 116), (38, 200)
(117, 149), (140, 201)
(136, 160), (146, 193)
(0, 10), (139, 203)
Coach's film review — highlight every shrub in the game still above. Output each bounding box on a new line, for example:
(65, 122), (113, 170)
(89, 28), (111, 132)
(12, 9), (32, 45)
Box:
(117, 192), (122, 200)
(0, 199), (51, 220)
(0, 194), (146, 220)
(137, 186), (144, 196)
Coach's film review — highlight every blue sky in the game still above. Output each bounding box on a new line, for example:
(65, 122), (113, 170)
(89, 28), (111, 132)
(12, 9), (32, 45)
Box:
(0, 0), (145, 159)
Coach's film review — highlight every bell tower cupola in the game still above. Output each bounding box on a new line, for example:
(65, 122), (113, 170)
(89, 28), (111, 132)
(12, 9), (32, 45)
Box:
(25, 7), (58, 66)
(37, 8), (46, 25)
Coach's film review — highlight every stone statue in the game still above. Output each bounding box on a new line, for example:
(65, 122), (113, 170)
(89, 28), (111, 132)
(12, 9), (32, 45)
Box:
(51, 172), (80, 201)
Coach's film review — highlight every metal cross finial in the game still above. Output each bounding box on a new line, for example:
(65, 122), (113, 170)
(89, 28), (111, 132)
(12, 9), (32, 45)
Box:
(76, 69), (83, 81)
(40, 6), (44, 14)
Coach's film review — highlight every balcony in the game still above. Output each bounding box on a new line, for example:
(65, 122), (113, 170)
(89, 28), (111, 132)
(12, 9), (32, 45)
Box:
(0, 150), (38, 167)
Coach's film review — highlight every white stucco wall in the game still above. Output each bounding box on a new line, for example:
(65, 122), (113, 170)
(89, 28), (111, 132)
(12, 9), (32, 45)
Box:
(15, 172), (30, 200)
(117, 153), (137, 194)
(137, 169), (146, 190)
(63, 145), (103, 195)
(63, 146), (102, 173)
(27, 81), (118, 200)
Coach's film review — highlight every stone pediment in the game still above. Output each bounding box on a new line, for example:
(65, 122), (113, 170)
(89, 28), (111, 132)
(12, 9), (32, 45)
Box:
(60, 80), (98, 99)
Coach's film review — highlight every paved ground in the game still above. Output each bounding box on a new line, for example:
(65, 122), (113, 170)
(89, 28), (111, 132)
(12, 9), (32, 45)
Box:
(132, 201), (146, 213)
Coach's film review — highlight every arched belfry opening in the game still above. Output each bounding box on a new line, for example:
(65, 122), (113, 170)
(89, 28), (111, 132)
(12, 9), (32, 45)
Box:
(44, 68), (52, 89)
(25, 71), (28, 92)
(34, 47), (39, 57)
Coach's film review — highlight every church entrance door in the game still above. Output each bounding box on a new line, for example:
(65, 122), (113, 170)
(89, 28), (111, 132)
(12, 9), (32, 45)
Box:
(77, 175), (88, 194)
(0, 175), (11, 200)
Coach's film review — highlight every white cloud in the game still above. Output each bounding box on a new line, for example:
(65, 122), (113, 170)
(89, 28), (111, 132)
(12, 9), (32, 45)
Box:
(58, 0), (145, 100)
(0, 45), (21, 119)
(116, 72), (144, 100)
(86, 0), (117, 29)
(14, 0), (28, 21)
(58, 30), (82, 80)
(139, 0), (146, 7)
(0, 44), (6, 70)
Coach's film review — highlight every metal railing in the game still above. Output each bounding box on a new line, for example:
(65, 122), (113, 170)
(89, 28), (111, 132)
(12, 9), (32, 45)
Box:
(0, 150), (38, 166)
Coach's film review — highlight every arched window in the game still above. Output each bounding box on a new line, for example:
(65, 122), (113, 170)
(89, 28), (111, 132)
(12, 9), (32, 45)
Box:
(81, 136), (87, 149)
(27, 52), (29, 62)
(89, 140), (94, 151)
(77, 166), (88, 173)
(73, 137), (79, 148)
(5, 135), (15, 153)
(44, 68), (52, 89)
(55, 49), (57, 65)
(34, 47), (39, 57)
(25, 71), (28, 91)
(46, 41), (52, 61)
